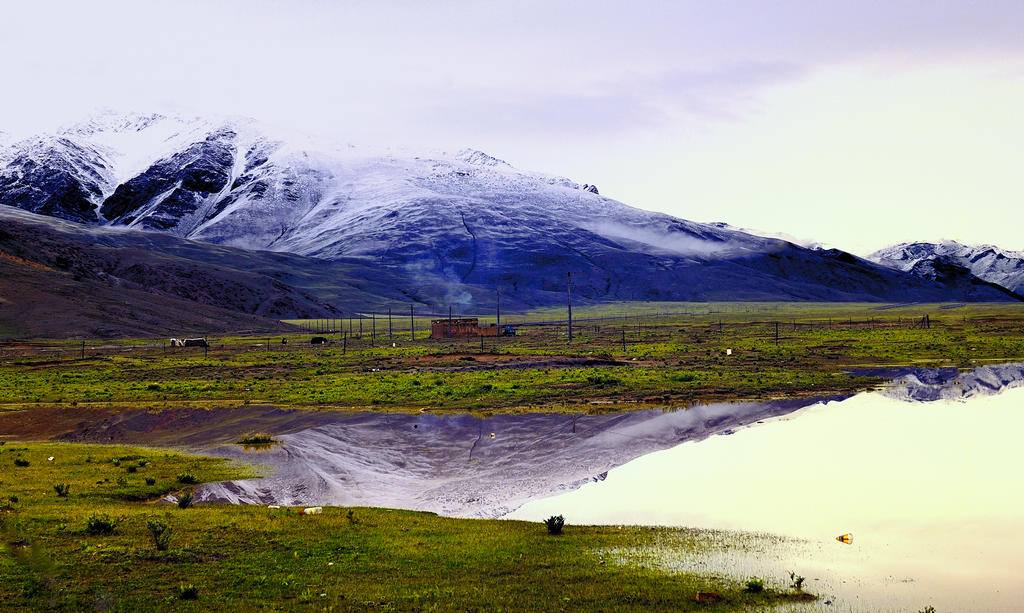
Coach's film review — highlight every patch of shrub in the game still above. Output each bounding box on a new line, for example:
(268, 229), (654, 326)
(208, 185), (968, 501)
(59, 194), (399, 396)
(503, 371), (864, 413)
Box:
(147, 517), (172, 551)
(237, 433), (274, 445)
(53, 483), (70, 497)
(84, 512), (119, 535)
(176, 473), (197, 484)
(13, 458), (29, 467)
(178, 584), (199, 600)
(177, 492), (193, 509)
(145, 477), (156, 486)
(126, 465), (138, 473)
(744, 579), (764, 593)
(543, 515), (565, 535)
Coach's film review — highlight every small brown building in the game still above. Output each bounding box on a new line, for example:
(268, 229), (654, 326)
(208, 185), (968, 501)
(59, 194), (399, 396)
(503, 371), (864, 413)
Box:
(430, 318), (500, 339)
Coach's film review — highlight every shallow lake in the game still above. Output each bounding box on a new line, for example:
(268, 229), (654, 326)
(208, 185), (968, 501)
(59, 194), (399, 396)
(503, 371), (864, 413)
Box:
(509, 365), (1024, 612)
(5, 362), (1022, 611)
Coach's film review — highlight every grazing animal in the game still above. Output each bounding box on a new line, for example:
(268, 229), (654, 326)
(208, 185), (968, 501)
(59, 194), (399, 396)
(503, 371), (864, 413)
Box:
(169, 338), (183, 347)
(182, 338), (210, 348)
(310, 336), (329, 345)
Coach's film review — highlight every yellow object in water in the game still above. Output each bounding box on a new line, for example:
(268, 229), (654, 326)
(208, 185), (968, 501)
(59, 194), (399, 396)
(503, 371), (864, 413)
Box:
(836, 533), (853, 544)
(490, 433), (495, 439)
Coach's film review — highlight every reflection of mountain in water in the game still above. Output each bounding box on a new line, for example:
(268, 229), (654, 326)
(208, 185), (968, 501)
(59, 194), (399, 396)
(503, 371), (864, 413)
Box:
(196, 397), (837, 517)
(878, 362), (1024, 402)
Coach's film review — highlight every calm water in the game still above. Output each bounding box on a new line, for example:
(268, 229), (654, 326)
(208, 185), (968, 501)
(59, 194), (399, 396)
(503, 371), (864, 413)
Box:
(12, 363), (1020, 611)
(509, 366), (1024, 612)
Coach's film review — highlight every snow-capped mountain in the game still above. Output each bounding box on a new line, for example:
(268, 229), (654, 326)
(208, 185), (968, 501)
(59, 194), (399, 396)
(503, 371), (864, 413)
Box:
(0, 112), (1019, 305)
(868, 241), (1024, 294)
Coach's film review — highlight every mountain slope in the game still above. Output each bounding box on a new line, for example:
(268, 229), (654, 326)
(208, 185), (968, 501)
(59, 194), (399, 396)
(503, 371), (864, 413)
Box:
(0, 248), (291, 339)
(1, 112), (1019, 306)
(869, 241), (1024, 294)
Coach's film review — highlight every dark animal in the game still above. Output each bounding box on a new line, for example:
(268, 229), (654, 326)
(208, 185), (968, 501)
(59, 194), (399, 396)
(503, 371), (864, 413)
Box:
(310, 337), (328, 345)
(182, 338), (210, 348)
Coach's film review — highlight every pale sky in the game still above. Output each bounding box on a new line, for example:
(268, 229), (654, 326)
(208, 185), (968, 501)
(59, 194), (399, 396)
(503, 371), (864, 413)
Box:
(3, 0), (1023, 255)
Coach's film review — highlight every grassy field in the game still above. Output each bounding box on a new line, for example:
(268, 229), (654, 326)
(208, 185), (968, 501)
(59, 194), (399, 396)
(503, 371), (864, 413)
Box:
(0, 442), (814, 611)
(2, 302), (1024, 416)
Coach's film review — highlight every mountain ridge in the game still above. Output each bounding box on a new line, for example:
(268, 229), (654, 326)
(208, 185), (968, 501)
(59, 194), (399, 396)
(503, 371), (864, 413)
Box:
(868, 240), (1024, 294)
(1, 112), (1019, 310)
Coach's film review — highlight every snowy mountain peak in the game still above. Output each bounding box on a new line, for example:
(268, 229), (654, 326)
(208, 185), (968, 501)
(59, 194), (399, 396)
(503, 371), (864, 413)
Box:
(869, 240), (1024, 294)
(2, 111), (1020, 305)
(455, 148), (510, 167)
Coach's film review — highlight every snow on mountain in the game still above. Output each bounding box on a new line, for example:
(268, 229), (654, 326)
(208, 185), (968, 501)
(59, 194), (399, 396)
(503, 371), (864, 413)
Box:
(868, 240), (1024, 294)
(1, 112), (1019, 305)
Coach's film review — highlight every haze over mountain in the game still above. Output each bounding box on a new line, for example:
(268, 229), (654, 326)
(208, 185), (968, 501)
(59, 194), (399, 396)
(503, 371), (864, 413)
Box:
(869, 241), (1024, 295)
(0, 111), (1019, 330)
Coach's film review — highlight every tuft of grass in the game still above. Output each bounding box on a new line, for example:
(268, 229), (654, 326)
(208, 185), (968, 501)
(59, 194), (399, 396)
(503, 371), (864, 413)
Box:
(147, 516), (172, 551)
(543, 514), (565, 535)
(178, 584), (199, 600)
(145, 477), (156, 486)
(84, 512), (120, 535)
(176, 473), (197, 485)
(176, 492), (193, 509)
(745, 579), (765, 593)
(788, 571), (805, 591)
(237, 432), (275, 445)
(13, 457), (30, 467)
(53, 483), (70, 497)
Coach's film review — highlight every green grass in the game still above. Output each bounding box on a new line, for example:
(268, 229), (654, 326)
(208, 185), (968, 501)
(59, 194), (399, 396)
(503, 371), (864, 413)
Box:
(3, 303), (1024, 415)
(0, 442), (813, 611)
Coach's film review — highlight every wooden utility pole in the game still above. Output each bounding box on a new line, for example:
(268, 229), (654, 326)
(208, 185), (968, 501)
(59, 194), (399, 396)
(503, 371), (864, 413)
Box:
(496, 290), (501, 328)
(81, 340), (85, 360)
(410, 304), (415, 340)
(774, 321), (779, 346)
(388, 307), (393, 341)
(567, 271), (573, 342)
(621, 329), (626, 352)
(371, 313), (376, 347)
(449, 306), (453, 338)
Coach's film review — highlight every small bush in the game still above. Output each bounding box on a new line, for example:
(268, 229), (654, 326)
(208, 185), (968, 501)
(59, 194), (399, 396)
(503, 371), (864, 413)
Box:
(8, 495), (18, 503)
(176, 473), (197, 485)
(84, 512), (119, 535)
(137, 460), (149, 467)
(53, 483), (70, 497)
(145, 477), (156, 486)
(346, 510), (356, 524)
(147, 517), (172, 551)
(543, 515), (565, 535)
(126, 465), (138, 473)
(177, 492), (193, 509)
(744, 579), (764, 593)
(178, 584), (199, 600)
(13, 458), (29, 467)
